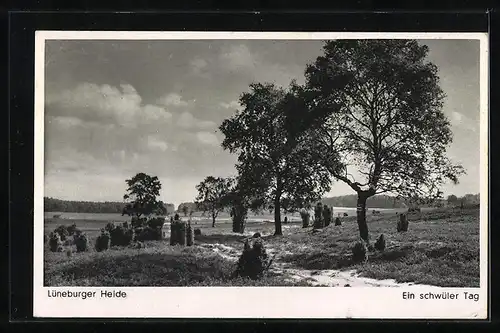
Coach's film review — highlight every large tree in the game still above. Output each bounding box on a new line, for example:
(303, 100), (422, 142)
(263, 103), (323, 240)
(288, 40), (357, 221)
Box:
(220, 82), (333, 236)
(123, 172), (167, 220)
(195, 176), (234, 227)
(304, 40), (465, 243)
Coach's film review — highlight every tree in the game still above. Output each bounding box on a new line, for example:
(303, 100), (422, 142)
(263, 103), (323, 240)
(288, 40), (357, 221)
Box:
(220, 82), (333, 235)
(122, 172), (167, 219)
(447, 194), (458, 206)
(304, 40), (465, 243)
(182, 205), (189, 217)
(195, 176), (234, 227)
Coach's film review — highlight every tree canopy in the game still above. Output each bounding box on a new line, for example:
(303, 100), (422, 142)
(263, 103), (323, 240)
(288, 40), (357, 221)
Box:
(303, 40), (465, 241)
(219, 82), (335, 235)
(122, 172), (167, 219)
(195, 176), (234, 227)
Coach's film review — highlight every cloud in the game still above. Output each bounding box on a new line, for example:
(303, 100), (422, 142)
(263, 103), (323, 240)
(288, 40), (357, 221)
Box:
(219, 100), (243, 111)
(156, 93), (190, 107)
(449, 111), (477, 132)
(196, 131), (220, 146)
(219, 44), (258, 71)
(176, 111), (216, 129)
(146, 136), (169, 152)
(46, 83), (173, 128)
(189, 58), (208, 75)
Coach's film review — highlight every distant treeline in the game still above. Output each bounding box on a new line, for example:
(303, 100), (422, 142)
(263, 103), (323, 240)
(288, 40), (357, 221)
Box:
(321, 195), (408, 209)
(44, 197), (176, 214)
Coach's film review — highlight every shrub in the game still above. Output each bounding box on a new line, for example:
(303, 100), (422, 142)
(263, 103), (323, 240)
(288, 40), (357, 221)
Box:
(63, 239), (73, 246)
(300, 209), (310, 228)
(252, 232), (261, 238)
(105, 222), (115, 233)
(313, 203), (324, 229)
(322, 205), (332, 227)
(374, 234), (386, 251)
(135, 226), (160, 242)
(334, 217), (342, 226)
(66, 223), (78, 236)
(74, 233), (88, 252)
(147, 217), (165, 240)
(343, 213), (348, 217)
(231, 203), (247, 233)
(186, 223), (194, 246)
(352, 241), (368, 263)
(397, 214), (409, 232)
(131, 217), (147, 228)
(49, 232), (63, 252)
(95, 230), (110, 252)
(110, 225), (134, 246)
(170, 220), (186, 245)
(194, 228), (202, 236)
(54, 225), (69, 241)
(235, 239), (272, 280)
(66, 249), (72, 257)
(122, 221), (129, 229)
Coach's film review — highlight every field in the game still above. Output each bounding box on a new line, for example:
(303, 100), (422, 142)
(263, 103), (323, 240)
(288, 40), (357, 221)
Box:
(44, 207), (480, 287)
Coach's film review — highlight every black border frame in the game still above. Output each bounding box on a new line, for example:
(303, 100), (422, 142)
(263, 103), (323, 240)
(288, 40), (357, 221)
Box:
(7, 10), (495, 327)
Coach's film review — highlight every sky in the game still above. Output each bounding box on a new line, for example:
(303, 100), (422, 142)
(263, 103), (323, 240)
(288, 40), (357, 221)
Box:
(43, 38), (482, 207)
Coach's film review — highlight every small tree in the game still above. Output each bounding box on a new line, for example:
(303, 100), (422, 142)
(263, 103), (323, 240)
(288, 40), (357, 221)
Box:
(182, 205), (189, 217)
(122, 173), (167, 220)
(195, 176), (234, 228)
(304, 40), (465, 243)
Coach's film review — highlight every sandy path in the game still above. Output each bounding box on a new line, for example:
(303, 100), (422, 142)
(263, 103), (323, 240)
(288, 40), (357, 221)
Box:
(199, 241), (441, 288)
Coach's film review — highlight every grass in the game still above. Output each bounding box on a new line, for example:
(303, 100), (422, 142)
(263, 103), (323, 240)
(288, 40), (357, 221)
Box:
(44, 207), (480, 287)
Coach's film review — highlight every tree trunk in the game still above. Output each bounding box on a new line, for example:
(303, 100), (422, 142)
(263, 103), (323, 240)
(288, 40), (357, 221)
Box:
(356, 192), (369, 242)
(274, 195), (282, 236)
(212, 213), (216, 228)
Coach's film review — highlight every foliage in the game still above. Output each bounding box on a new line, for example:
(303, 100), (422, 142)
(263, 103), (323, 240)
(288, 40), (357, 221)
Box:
(220, 82), (335, 235)
(74, 233), (88, 252)
(235, 239), (272, 280)
(95, 230), (110, 252)
(397, 214), (409, 232)
(170, 220), (187, 246)
(134, 227), (161, 242)
(108, 225), (134, 246)
(44, 197), (175, 214)
(352, 241), (368, 263)
(49, 232), (63, 252)
(186, 223), (194, 246)
(195, 176), (234, 227)
(53, 225), (69, 241)
(122, 173), (167, 219)
(303, 39), (465, 241)
(299, 209), (311, 228)
(374, 234), (386, 251)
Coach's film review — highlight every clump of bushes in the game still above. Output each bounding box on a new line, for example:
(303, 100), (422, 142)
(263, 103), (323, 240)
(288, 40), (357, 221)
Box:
(322, 205), (332, 227)
(74, 232), (88, 252)
(171, 217), (187, 246)
(194, 228), (202, 236)
(334, 217), (342, 226)
(313, 202), (324, 229)
(53, 225), (69, 241)
(235, 238), (272, 280)
(352, 241), (368, 263)
(95, 229), (110, 252)
(186, 222), (194, 246)
(300, 209), (310, 228)
(397, 214), (409, 232)
(231, 201), (248, 233)
(48, 232), (63, 252)
(374, 234), (386, 251)
(110, 225), (134, 246)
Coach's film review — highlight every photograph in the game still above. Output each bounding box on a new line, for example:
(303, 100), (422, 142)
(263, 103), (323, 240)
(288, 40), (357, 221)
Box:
(33, 31), (488, 318)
